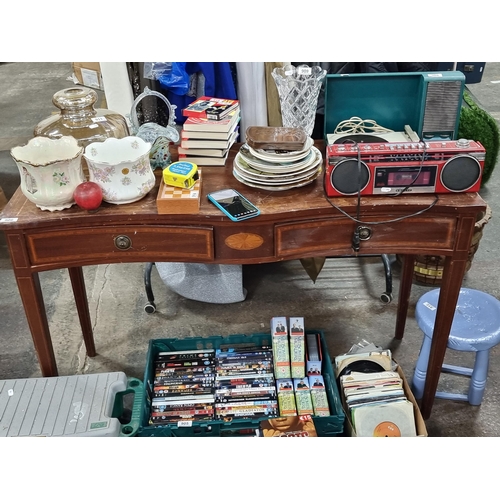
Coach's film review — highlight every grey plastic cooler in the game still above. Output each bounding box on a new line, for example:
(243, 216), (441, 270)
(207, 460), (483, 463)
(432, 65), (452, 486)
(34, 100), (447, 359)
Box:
(0, 372), (142, 437)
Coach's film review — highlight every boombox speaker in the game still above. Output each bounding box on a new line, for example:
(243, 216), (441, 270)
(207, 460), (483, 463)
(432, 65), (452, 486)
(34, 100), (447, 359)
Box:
(325, 139), (486, 197)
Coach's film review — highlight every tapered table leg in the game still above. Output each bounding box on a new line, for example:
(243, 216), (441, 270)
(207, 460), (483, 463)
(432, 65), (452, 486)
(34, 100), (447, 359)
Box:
(15, 273), (58, 377)
(395, 254), (415, 340)
(68, 266), (96, 357)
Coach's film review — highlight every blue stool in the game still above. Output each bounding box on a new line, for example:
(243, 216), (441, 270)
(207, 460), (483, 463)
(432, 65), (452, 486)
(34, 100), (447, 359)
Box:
(411, 288), (500, 405)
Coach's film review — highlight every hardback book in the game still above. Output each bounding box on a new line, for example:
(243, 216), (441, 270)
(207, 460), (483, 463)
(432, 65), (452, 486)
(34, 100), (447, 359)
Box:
(182, 96), (239, 120)
(180, 130), (239, 150)
(181, 123), (239, 141)
(177, 146), (231, 158)
(205, 103), (239, 121)
(183, 109), (240, 133)
(178, 150), (230, 166)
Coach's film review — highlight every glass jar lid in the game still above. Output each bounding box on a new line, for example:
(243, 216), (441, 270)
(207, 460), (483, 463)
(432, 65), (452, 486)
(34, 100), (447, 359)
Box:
(52, 87), (98, 111)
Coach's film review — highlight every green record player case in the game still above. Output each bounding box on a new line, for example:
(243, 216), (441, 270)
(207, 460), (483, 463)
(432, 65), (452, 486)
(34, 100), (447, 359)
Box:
(323, 71), (465, 141)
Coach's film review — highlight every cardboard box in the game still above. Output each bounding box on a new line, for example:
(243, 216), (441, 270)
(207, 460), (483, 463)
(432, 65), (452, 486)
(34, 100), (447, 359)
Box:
(311, 385), (331, 417)
(289, 317), (305, 379)
(156, 170), (202, 215)
(72, 62), (104, 91)
(341, 364), (428, 437)
(293, 378), (314, 415)
(276, 379), (297, 416)
(271, 317), (291, 379)
(306, 331), (322, 376)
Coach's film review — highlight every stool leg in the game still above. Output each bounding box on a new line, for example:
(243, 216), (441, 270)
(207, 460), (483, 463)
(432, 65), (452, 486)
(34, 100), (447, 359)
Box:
(411, 337), (432, 399)
(468, 350), (490, 405)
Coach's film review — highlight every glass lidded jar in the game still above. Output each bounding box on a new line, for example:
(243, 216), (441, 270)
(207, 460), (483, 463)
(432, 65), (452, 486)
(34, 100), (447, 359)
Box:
(34, 87), (130, 150)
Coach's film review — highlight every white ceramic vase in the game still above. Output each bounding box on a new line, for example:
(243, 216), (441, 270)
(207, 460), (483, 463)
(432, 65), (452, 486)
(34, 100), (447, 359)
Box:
(83, 136), (155, 204)
(10, 136), (85, 211)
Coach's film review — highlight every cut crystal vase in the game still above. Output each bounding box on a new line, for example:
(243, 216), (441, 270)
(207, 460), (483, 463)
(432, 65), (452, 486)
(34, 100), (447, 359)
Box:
(272, 64), (327, 137)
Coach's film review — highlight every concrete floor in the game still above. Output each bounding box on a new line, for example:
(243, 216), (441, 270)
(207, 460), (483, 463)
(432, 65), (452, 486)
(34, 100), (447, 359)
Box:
(1, 62), (499, 437)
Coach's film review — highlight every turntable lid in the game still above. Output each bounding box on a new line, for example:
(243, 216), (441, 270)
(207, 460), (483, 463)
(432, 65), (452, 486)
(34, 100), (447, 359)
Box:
(323, 71), (465, 140)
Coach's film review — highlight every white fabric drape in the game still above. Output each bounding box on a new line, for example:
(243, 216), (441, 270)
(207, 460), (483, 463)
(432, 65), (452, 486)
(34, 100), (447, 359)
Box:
(236, 62), (268, 136)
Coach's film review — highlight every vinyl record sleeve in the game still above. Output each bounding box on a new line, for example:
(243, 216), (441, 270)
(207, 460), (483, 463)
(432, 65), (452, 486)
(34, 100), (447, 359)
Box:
(351, 399), (417, 437)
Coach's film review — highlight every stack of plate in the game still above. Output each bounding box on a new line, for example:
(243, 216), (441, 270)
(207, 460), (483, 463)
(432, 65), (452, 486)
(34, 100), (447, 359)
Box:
(232, 137), (323, 191)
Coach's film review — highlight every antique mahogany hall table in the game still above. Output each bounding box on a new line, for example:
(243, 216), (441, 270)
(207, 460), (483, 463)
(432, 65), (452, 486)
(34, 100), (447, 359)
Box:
(0, 143), (487, 420)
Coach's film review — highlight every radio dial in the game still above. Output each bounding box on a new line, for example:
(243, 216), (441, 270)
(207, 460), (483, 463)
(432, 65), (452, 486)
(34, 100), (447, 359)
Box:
(457, 138), (470, 148)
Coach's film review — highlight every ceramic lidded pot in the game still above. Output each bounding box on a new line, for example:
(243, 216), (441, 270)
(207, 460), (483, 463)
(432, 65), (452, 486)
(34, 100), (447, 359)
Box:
(10, 136), (85, 211)
(83, 136), (155, 204)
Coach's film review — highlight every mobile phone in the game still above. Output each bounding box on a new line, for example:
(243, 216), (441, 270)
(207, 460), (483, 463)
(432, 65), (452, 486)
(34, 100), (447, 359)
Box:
(207, 188), (260, 222)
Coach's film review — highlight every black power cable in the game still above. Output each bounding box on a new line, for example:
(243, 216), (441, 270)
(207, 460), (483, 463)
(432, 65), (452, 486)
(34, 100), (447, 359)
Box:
(324, 141), (439, 246)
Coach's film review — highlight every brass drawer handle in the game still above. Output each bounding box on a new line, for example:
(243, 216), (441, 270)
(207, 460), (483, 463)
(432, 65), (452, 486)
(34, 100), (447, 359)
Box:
(114, 235), (132, 250)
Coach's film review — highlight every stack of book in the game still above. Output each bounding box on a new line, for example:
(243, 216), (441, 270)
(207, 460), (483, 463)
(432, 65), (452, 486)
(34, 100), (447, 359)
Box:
(179, 96), (240, 166)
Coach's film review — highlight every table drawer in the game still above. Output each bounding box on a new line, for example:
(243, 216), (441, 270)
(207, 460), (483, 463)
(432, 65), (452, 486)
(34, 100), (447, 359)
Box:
(276, 216), (456, 258)
(26, 226), (214, 265)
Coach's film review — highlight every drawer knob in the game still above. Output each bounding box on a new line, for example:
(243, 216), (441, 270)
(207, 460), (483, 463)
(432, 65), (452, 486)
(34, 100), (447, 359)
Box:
(358, 226), (372, 241)
(114, 235), (132, 250)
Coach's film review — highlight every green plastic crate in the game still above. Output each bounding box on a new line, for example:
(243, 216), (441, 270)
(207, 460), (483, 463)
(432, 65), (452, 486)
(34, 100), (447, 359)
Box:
(138, 330), (345, 437)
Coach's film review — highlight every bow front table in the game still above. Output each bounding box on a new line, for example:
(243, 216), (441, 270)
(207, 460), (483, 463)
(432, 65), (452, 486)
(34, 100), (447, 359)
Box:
(0, 143), (487, 419)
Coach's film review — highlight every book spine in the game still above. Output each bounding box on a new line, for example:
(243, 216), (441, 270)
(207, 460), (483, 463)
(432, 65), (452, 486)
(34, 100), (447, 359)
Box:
(181, 141), (229, 149)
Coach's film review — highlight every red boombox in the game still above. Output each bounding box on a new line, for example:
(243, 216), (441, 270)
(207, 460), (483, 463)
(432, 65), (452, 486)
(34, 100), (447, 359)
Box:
(325, 139), (486, 197)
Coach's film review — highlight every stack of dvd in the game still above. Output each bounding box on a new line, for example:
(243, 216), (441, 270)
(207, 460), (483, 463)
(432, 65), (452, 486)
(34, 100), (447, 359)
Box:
(214, 346), (279, 420)
(150, 349), (216, 425)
